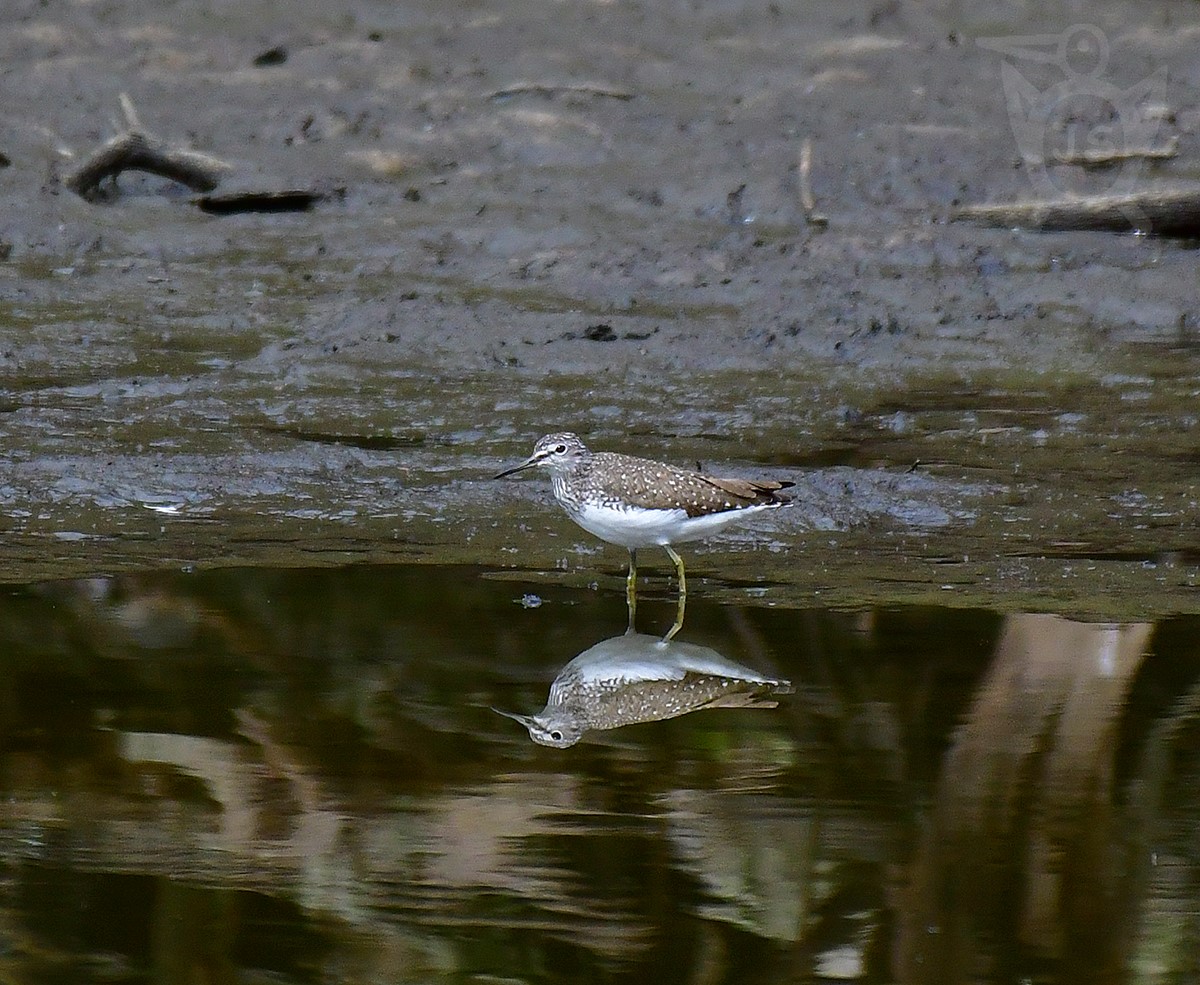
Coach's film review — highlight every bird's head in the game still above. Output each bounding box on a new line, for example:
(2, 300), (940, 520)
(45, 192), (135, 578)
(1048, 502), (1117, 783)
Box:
(494, 432), (589, 479)
(492, 707), (583, 748)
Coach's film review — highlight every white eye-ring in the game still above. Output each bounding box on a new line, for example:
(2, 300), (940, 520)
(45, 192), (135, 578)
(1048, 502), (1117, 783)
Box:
(554, 444), (567, 454)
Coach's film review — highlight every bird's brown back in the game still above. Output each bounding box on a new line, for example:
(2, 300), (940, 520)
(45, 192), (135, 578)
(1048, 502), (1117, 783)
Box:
(584, 452), (793, 517)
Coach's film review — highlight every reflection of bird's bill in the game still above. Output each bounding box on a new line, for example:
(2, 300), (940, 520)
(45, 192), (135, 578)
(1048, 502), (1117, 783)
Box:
(490, 706), (536, 728)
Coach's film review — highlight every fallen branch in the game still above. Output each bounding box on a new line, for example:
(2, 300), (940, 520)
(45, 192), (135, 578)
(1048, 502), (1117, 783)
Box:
(65, 129), (231, 197)
(63, 94), (333, 214)
(951, 186), (1200, 237)
(65, 92), (231, 198)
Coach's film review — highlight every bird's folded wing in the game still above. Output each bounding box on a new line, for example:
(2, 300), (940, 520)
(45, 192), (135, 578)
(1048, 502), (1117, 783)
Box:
(703, 475), (794, 501)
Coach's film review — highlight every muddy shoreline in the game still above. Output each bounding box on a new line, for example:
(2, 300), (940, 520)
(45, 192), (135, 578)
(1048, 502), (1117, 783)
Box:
(1, 0), (1197, 612)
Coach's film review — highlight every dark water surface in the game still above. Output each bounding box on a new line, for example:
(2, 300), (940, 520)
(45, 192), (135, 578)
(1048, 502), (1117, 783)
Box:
(2, 563), (1196, 983)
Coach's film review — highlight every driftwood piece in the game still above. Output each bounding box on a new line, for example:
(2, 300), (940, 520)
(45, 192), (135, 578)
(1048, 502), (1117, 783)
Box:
(952, 187), (1200, 238)
(65, 129), (231, 197)
(66, 95), (232, 198)
(63, 94), (331, 214)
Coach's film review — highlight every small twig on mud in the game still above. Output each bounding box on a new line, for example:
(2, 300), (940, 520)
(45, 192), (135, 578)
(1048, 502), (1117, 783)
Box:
(798, 137), (828, 228)
(487, 82), (634, 101)
(952, 186), (1200, 238)
(1051, 135), (1179, 169)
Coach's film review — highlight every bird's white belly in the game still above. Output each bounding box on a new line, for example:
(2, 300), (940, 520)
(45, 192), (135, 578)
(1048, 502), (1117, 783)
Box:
(570, 501), (772, 549)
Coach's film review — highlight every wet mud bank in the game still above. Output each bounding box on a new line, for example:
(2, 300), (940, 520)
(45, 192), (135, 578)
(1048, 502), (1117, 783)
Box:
(0, 0), (1197, 614)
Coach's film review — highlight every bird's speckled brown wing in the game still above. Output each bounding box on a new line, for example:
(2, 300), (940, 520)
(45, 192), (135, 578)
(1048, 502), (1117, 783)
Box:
(574, 675), (790, 731)
(587, 452), (793, 517)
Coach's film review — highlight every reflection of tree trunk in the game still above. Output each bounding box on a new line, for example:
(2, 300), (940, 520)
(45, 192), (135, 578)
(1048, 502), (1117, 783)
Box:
(118, 719), (342, 858)
(151, 880), (237, 985)
(894, 615), (1151, 983)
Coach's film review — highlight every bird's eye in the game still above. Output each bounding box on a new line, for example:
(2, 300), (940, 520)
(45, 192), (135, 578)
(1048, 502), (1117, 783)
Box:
(550, 730), (563, 741)
(554, 444), (566, 454)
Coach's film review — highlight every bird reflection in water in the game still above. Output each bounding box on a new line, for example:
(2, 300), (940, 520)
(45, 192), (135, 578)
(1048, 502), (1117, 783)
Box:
(495, 632), (792, 747)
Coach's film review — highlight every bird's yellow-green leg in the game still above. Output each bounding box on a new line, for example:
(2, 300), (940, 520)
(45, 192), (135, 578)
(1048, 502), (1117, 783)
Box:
(625, 548), (638, 634)
(662, 545), (687, 642)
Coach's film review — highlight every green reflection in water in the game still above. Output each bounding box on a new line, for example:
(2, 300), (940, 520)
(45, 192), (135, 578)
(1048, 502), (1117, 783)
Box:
(0, 564), (1196, 983)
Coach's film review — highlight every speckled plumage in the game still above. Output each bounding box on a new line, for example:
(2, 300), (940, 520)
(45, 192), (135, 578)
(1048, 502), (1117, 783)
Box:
(551, 447), (790, 517)
(499, 432), (792, 544)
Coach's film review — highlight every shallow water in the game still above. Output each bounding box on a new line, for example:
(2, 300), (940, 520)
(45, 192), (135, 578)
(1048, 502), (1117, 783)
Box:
(1, 562), (1198, 983)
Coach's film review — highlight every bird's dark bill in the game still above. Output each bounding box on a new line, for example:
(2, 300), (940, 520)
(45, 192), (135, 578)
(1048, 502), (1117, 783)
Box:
(494, 456), (538, 479)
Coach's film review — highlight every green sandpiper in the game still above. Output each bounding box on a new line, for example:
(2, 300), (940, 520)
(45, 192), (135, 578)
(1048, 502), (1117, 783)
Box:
(495, 432), (793, 640)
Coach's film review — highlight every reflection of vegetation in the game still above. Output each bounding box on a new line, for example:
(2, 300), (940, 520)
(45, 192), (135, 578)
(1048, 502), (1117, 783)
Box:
(1120, 623), (1200, 982)
(893, 615), (1200, 983)
(0, 570), (1196, 981)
